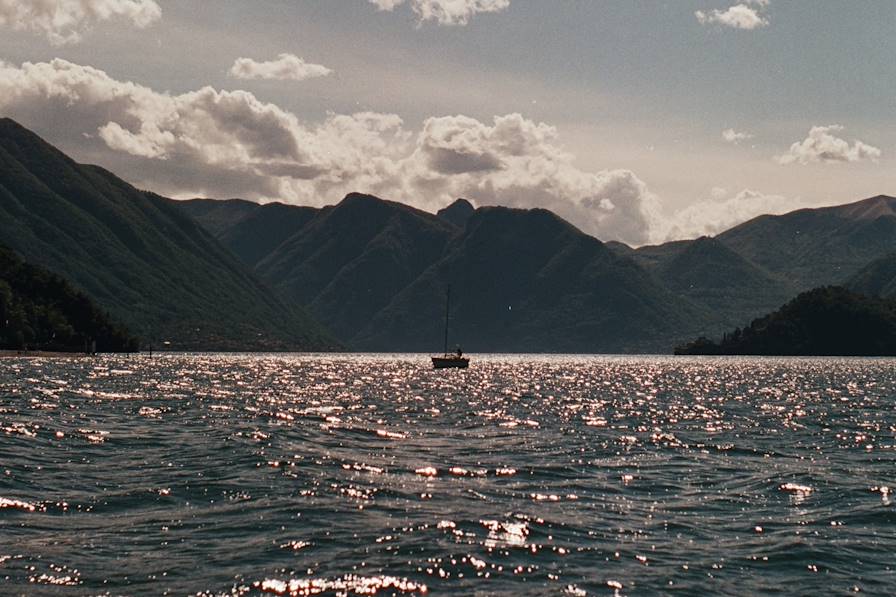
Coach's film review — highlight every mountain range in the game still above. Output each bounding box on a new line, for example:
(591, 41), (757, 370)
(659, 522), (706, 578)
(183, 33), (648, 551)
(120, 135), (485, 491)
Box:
(675, 286), (896, 356)
(180, 189), (896, 353)
(3, 116), (896, 353)
(0, 118), (334, 351)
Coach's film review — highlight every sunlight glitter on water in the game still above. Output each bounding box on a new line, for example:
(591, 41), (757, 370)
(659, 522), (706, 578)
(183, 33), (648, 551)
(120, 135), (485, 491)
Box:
(2, 354), (896, 595)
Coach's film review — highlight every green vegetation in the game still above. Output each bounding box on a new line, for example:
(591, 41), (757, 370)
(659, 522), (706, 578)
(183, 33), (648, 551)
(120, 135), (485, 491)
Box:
(0, 118), (337, 351)
(185, 195), (713, 352)
(715, 195), (896, 291)
(848, 252), (896, 298)
(675, 286), (896, 356)
(0, 246), (137, 352)
(354, 206), (710, 352)
(627, 236), (796, 333)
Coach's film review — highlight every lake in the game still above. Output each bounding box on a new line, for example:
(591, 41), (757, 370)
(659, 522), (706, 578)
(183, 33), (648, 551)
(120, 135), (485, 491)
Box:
(2, 354), (895, 595)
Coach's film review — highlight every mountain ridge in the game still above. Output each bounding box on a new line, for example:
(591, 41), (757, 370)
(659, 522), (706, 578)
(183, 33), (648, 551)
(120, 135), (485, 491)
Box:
(0, 117), (336, 351)
(180, 190), (896, 352)
(6, 116), (896, 354)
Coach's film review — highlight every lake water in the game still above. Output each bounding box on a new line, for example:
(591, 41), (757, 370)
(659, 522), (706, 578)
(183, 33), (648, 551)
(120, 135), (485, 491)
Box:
(1, 354), (895, 595)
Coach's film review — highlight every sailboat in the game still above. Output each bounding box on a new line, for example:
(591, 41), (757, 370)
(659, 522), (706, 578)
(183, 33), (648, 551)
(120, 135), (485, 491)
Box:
(431, 286), (469, 369)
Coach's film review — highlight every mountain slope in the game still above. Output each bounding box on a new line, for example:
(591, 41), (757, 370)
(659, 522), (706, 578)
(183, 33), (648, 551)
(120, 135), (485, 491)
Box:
(640, 236), (796, 328)
(178, 199), (319, 268)
(676, 286), (896, 356)
(716, 195), (896, 289)
(847, 252), (896, 298)
(256, 193), (459, 341)
(0, 117), (335, 350)
(173, 198), (260, 237)
(0, 246), (137, 352)
(354, 206), (712, 353)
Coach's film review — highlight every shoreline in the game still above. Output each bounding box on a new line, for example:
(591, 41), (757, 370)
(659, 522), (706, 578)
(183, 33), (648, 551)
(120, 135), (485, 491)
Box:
(0, 350), (92, 359)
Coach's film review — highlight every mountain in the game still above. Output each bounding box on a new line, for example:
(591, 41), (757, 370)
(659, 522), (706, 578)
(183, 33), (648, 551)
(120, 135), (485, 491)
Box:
(178, 199), (318, 269)
(353, 206), (710, 352)
(847, 252), (896, 298)
(171, 197), (259, 237)
(256, 194), (459, 342)
(0, 117), (335, 351)
(183, 195), (712, 352)
(175, 153), (896, 353)
(716, 195), (896, 289)
(630, 236), (796, 329)
(607, 194), (896, 333)
(437, 198), (475, 228)
(675, 286), (896, 356)
(0, 246), (137, 352)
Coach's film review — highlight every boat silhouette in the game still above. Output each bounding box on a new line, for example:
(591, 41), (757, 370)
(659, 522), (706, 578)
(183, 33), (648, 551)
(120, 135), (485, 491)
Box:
(432, 286), (469, 369)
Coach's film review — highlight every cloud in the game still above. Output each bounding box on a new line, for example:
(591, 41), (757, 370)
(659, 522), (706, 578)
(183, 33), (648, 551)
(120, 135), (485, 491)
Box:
(369, 0), (510, 25)
(776, 125), (882, 165)
(228, 54), (332, 82)
(696, 1), (769, 30)
(0, 0), (161, 45)
(0, 58), (666, 246)
(722, 128), (753, 144)
(664, 188), (803, 240)
(408, 114), (662, 244)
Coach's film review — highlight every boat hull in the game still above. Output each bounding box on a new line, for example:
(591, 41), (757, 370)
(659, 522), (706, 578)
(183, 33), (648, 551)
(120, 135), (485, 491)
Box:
(431, 356), (469, 369)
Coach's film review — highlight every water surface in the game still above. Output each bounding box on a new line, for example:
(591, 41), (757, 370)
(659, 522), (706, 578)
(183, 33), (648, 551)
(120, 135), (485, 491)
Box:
(2, 354), (895, 595)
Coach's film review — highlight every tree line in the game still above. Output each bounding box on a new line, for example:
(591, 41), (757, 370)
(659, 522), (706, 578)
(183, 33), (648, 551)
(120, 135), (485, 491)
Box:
(675, 286), (896, 356)
(0, 246), (137, 352)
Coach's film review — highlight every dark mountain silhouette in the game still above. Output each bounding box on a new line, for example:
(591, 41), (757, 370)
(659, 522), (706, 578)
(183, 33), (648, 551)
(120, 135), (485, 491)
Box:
(630, 236), (796, 329)
(6, 108), (878, 355)
(675, 286), (896, 356)
(182, 195), (714, 352)
(715, 195), (896, 289)
(178, 199), (318, 268)
(172, 197), (259, 237)
(0, 117), (335, 350)
(606, 195), (896, 336)
(255, 193), (459, 341)
(352, 206), (710, 352)
(847, 252), (896, 298)
(0, 246), (137, 352)
(437, 198), (475, 228)
(181, 187), (896, 353)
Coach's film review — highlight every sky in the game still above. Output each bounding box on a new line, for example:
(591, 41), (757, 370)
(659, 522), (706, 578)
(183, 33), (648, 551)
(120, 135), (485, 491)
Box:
(0, 0), (893, 246)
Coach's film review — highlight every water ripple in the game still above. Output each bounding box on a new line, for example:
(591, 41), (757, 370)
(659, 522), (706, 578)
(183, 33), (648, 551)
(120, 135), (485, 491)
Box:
(2, 354), (896, 594)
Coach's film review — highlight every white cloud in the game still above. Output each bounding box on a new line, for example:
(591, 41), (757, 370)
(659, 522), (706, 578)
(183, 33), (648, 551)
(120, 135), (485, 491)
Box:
(369, 0), (510, 25)
(664, 188), (803, 240)
(0, 58), (662, 245)
(408, 114), (662, 244)
(696, 1), (769, 30)
(0, 0), (161, 45)
(228, 54), (332, 82)
(776, 125), (882, 165)
(722, 128), (753, 144)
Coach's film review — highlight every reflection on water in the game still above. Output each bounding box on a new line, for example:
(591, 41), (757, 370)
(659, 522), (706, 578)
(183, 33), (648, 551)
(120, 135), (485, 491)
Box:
(2, 354), (896, 595)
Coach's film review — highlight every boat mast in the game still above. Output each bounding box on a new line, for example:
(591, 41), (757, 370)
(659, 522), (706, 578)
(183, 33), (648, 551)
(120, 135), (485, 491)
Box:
(443, 285), (450, 355)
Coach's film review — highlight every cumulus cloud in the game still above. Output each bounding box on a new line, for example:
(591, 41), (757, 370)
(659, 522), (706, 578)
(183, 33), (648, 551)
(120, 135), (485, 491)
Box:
(0, 0), (160, 45)
(8, 58), (826, 247)
(0, 58), (666, 245)
(696, 1), (769, 30)
(776, 125), (882, 165)
(722, 128), (753, 144)
(409, 114), (662, 244)
(369, 0), (510, 25)
(228, 54), (332, 81)
(664, 188), (803, 240)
